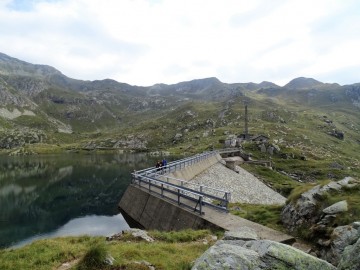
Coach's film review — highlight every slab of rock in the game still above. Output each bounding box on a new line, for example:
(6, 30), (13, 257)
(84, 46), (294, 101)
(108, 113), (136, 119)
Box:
(318, 222), (360, 265)
(323, 200), (348, 215)
(338, 236), (360, 270)
(192, 239), (336, 270)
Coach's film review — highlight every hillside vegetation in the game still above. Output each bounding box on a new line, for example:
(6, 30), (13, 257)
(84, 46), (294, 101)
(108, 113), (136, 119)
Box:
(0, 52), (359, 185)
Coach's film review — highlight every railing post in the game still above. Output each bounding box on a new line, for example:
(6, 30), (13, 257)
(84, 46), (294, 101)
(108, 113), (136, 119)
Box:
(199, 196), (203, 215)
(178, 189), (180, 205)
(200, 185), (203, 193)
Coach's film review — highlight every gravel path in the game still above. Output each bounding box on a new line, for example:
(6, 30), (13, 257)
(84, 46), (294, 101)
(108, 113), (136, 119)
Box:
(191, 162), (286, 205)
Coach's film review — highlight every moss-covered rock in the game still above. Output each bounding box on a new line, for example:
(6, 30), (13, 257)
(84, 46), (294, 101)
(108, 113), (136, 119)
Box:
(192, 239), (336, 270)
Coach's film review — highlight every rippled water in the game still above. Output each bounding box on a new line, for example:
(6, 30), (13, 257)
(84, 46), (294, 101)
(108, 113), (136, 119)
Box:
(0, 153), (166, 248)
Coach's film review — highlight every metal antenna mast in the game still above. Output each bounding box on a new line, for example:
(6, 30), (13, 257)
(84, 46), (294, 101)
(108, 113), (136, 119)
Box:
(244, 100), (249, 139)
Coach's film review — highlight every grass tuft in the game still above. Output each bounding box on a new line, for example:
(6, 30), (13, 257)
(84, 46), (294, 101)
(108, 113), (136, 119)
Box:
(76, 243), (108, 270)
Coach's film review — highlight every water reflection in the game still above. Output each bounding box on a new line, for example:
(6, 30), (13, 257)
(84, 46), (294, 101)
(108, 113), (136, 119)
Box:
(12, 214), (129, 248)
(0, 153), (167, 248)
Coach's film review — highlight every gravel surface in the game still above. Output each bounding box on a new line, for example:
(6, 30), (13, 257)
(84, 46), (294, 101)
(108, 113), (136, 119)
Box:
(191, 162), (286, 205)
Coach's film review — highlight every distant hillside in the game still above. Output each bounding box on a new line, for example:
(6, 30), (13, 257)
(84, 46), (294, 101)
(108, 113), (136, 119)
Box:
(0, 52), (359, 184)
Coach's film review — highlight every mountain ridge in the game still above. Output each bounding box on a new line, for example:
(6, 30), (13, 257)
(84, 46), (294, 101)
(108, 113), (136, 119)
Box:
(0, 52), (359, 171)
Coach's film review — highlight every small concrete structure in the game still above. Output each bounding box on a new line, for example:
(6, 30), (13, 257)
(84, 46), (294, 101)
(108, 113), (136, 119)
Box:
(222, 156), (244, 170)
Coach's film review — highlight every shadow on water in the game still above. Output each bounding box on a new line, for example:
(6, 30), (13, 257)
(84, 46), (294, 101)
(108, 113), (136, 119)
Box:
(0, 153), (173, 248)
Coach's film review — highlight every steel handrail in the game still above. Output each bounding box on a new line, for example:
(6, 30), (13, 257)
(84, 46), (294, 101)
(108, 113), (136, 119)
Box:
(135, 151), (217, 175)
(132, 173), (229, 213)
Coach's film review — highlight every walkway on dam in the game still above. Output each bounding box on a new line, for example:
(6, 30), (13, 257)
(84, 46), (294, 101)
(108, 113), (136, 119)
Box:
(199, 206), (293, 243)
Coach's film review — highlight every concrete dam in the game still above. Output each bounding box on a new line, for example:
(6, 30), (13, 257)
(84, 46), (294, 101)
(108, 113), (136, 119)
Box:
(119, 150), (294, 243)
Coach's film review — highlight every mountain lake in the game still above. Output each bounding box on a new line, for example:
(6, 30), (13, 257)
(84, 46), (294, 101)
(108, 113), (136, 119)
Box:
(0, 152), (172, 248)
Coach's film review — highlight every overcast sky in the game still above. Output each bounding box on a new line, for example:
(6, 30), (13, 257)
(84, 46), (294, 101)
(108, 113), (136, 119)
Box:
(1, 0), (359, 86)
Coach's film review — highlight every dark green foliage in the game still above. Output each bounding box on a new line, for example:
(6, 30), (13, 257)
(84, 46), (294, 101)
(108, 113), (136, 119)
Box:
(76, 243), (108, 270)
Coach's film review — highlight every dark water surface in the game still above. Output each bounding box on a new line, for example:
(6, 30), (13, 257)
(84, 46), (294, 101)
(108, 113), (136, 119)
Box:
(0, 153), (165, 248)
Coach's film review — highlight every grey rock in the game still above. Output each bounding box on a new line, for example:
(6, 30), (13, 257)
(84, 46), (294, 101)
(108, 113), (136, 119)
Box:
(192, 239), (336, 270)
(323, 200), (348, 215)
(107, 229), (154, 242)
(337, 176), (358, 188)
(337, 236), (360, 270)
(352, 221), (360, 229)
(202, 131), (209, 137)
(318, 214), (337, 226)
(272, 144), (281, 152)
(319, 224), (360, 265)
(282, 178), (359, 232)
(174, 133), (183, 140)
(125, 228), (154, 242)
(260, 143), (266, 153)
(104, 254), (115, 265)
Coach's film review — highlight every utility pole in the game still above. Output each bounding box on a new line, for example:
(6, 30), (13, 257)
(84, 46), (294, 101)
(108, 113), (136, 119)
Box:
(244, 101), (249, 139)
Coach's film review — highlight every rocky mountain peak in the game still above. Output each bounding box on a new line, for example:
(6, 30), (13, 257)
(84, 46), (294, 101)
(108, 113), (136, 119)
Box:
(0, 52), (62, 78)
(284, 77), (323, 89)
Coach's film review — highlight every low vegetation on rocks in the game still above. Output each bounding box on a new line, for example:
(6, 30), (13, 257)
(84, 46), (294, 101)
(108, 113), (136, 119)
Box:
(0, 230), (218, 270)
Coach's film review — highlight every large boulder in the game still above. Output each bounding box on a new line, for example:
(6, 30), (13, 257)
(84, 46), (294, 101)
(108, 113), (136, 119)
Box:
(319, 222), (360, 265)
(191, 239), (336, 270)
(337, 233), (360, 270)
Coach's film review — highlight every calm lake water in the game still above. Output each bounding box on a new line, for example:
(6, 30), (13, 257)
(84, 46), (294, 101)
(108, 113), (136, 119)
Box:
(0, 153), (167, 248)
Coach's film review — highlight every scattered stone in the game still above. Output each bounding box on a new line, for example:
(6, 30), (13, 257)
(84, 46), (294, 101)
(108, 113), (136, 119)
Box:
(106, 229), (154, 242)
(322, 200), (348, 215)
(173, 133), (183, 141)
(104, 254), (115, 265)
(259, 143), (266, 153)
(328, 129), (344, 140)
(330, 162), (344, 170)
(134, 260), (156, 270)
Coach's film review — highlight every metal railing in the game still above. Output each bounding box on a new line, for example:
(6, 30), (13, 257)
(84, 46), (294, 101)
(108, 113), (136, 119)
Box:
(132, 172), (229, 214)
(136, 151), (218, 176)
(130, 150), (245, 214)
(152, 172), (231, 203)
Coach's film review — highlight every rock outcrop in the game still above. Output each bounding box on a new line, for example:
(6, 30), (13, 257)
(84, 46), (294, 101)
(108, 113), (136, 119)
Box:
(319, 222), (360, 266)
(337, 233), (360, 270)
(281, 177), (360, 266)
(192, 238), (336, 270)
(281, 177), (358, 232)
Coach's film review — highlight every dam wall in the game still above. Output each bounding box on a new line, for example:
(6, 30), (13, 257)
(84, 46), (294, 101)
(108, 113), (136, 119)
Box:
(166, 153), (222, 181)
(118, 153), (223, 231)
(119, 185), (222, 231)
